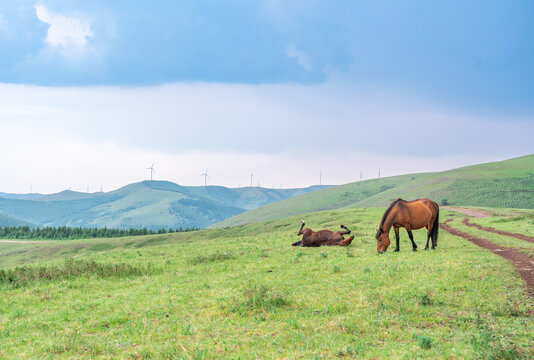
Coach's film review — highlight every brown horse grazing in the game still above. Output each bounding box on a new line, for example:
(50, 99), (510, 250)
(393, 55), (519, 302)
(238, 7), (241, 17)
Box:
(376, 198), (439, 253)
(292, 220), (354, 247)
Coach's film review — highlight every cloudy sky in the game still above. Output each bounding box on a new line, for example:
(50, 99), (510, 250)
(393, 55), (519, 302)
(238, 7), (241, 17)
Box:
(1, 1), (533, 194)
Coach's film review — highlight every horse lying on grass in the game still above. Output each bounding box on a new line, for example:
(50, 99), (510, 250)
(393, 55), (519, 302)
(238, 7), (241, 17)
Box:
(292, 220), (354, 247)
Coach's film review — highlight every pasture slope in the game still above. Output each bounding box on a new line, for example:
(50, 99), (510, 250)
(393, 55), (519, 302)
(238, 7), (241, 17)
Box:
(0, 207), (533, 359)
(216, 154), (534, 228)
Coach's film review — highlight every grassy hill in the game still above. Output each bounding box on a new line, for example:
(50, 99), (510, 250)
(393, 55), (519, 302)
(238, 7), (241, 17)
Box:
(0, 181), (328, 230)
(0, 207), (532, 358)
(216, 154), (534, 227)
(350, 154), (534, 208)
(0, 213), (35, 227)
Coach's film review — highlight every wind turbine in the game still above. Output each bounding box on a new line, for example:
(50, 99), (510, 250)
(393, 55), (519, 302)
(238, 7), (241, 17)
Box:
(146, 162), (156, 181)
(201, 169), (210, 186)
(319, 172), (323, 186)
(250, 173), (254, 187)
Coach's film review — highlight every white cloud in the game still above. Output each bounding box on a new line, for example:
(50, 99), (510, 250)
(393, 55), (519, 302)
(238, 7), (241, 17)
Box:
(285, 44), (312, 70)
(35, 4), (93, 56)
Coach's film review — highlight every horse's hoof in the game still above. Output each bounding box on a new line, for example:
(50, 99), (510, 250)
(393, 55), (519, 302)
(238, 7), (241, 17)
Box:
(412, 248), (417, 252)
(424, 247), (428, 250)
(393, 249), (399, 252)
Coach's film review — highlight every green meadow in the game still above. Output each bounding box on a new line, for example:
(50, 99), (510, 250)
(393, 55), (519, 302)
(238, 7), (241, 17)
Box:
(1, 208), (533, 359)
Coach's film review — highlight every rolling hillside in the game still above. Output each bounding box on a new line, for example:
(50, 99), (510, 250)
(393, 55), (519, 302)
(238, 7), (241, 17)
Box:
(0, 181), (328, 230)
(349, 154), (534, 208)
(215, 154), (534, 227)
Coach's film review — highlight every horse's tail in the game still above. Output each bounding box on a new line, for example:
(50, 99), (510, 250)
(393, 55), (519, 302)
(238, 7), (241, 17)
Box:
(431, 203), (439, 247)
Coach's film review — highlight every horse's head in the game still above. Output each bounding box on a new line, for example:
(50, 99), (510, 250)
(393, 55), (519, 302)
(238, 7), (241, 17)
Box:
(375, 229), (390, 253)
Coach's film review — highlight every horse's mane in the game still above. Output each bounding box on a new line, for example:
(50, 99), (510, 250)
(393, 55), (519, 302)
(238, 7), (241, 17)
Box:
(376, 198), (405, 238)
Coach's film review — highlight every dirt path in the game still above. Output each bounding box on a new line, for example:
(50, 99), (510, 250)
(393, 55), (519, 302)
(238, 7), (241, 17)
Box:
(462, 218), (534, 244)
(444, 207), (492, 218)
(441, 220), (534, 299)
(0, 240), (47, 244)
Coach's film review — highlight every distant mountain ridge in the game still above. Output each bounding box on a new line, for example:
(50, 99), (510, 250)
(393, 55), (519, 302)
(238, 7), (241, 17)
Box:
(0, 181), (329, 230)
(0, 192), (44, 200)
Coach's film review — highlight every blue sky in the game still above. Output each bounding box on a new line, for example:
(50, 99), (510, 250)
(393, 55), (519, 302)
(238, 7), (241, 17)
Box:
(0, 1), (533, 193)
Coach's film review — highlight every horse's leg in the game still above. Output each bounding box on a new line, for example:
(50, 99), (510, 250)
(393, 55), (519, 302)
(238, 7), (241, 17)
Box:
(328, 226), (353, 246)
(430, 221), (437, 250)
(425, 227), (431, 250)
(430, 219), (439, 250)
(407, 229), (417, 251)
(292, 240), (302, 246)
(330, 231), (354, 246)
(339, 225), (351, 236)
(393, 226), (400, 252)
(339, 236), (354, 246)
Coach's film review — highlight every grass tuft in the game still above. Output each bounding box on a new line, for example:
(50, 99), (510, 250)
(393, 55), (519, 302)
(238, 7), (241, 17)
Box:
(231, 282), (290, 314)
(189, 251), (235, 265)
(181, 323), (193, 336)
(470, 314), (524, 359)
(0, 258), (154, 288)
(336, 347), (354, 357)
(414, 334), (433, 349)
(419, 293), (433, 306)
(88, 243), (116, 252)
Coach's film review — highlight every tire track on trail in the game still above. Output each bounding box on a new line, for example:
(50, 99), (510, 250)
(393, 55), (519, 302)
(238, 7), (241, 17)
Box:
(441, 219), (534, 299)
(462, 218), (534, 244)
